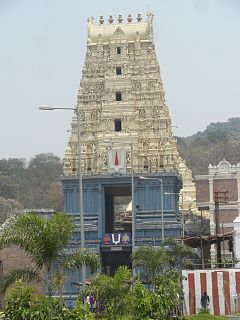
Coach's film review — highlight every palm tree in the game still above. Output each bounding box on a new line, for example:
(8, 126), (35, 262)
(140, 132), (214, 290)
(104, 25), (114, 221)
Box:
(133, 245), (169, 290)
(0, 212), (99, 296)
(84, 266), (132, 320)
(133, 239), (193, 290)
(163, 237), (193, 270)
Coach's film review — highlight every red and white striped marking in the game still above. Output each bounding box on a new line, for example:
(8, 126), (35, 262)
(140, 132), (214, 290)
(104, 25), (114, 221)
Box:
(182, 269), (240, 315)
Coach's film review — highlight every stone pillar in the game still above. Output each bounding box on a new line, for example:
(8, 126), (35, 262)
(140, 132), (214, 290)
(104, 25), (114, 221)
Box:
(233, 217), (240, 268)
(209, 177), (214, 203)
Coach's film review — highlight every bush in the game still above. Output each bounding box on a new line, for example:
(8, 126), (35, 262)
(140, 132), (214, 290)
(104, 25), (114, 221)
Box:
(68, 300), (94, 320)
(4, 281), (34, 320)
(4, 281), (94, 320)
(182, 315), (227, 320)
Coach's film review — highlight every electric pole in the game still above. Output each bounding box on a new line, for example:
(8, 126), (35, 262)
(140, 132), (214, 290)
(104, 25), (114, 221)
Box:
(214, 191), (228, 268)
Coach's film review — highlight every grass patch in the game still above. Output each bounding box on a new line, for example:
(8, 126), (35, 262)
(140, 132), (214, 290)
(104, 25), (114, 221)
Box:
(182, 315), (227, 320)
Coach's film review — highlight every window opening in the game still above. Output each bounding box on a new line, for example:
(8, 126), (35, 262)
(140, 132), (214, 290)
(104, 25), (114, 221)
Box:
(114, 119), (122, 132)
(115, 91), (122, 101)
(116, 67), (122, 75)
(117, 47), (121, 54)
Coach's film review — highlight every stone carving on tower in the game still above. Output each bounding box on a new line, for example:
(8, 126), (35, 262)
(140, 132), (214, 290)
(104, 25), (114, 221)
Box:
(63, 13), (196, 208)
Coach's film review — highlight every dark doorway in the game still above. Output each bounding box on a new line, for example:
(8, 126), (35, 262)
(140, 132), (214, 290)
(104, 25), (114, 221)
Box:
(104, 186), (132, 233)
(101, 249), (132, 276)
(105, 193), (114, 233)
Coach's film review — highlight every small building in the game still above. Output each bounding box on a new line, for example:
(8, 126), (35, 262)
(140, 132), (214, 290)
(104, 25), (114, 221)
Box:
(195, 160), (240, 263)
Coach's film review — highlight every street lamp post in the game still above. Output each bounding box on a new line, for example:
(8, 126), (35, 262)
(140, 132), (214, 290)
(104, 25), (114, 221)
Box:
(139, 176), (164, 242)
(39, 105), (86, 287)
(130, 143), (136, 268)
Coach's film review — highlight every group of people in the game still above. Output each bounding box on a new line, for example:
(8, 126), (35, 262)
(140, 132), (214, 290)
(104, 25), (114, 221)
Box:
(69, 291), (210, 314)
(69, 293), (95, 312)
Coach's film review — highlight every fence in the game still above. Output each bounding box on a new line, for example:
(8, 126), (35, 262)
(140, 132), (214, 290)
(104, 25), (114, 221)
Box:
(182, 269), (240, 316)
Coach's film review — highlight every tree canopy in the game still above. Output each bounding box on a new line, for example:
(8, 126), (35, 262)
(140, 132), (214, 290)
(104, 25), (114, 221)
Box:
(0, 153), (63, 214)
(0, 212), (99, 296)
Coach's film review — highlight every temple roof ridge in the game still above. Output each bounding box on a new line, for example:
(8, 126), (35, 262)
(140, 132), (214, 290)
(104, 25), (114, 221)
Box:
(87, 13), (153, 43)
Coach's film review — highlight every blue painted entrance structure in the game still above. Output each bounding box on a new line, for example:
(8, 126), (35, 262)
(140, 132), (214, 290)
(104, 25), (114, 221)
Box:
(61, 172), (182, 297)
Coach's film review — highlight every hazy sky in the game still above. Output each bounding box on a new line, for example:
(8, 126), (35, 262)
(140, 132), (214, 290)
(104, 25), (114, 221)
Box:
(0, 0), (240, 160)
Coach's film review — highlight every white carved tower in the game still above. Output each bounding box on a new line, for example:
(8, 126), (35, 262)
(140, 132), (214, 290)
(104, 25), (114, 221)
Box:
(63, 13), (196, 208)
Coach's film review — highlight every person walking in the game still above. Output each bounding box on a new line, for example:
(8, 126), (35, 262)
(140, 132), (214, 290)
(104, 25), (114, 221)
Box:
(201, 292), (210, 310)
(89, 293), (95, 312)
(69, 300), (75, 310)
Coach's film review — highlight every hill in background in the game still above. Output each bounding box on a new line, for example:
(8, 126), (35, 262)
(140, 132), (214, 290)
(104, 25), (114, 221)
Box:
(177, 117), (240, 176)
(0, 153), (63, 218)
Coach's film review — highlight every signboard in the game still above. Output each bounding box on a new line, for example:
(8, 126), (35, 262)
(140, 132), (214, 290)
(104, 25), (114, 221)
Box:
(110, 247), (123, 251)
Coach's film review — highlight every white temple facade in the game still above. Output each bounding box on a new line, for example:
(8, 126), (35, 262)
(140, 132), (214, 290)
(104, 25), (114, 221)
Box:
(63, 13), (196, 209)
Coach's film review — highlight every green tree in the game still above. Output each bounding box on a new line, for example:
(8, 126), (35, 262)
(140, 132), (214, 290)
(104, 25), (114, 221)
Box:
(4, 281), (94, 320)
(133, 239), (193, 290)
(0, 153), (64, 210)
(83, 266), (132, 320)
(0, 213), (99, 296)
(28, 153), (63, 182)
(85, 266), (182, 320)
(163, 237), (193, 269)
(130, 281), (156, 320)
(4, 281), (34, 320)
(0, 197), (23, 225)
(154, 270), (182, 319)
(0, 175), (19, 199)
(0, 158), (26, 176)
(130, 271), (181, 320)
(22, 153), (63, 209)
(133, 245), (169, 290)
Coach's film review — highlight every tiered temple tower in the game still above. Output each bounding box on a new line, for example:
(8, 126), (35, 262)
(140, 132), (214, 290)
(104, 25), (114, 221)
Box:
(60, 13), (197, 292)
(63, 13), (196, 210)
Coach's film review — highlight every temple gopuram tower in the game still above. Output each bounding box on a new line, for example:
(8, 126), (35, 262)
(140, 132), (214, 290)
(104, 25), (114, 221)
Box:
(63, 13), (195, 210)
(61, 13), (195, 286)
